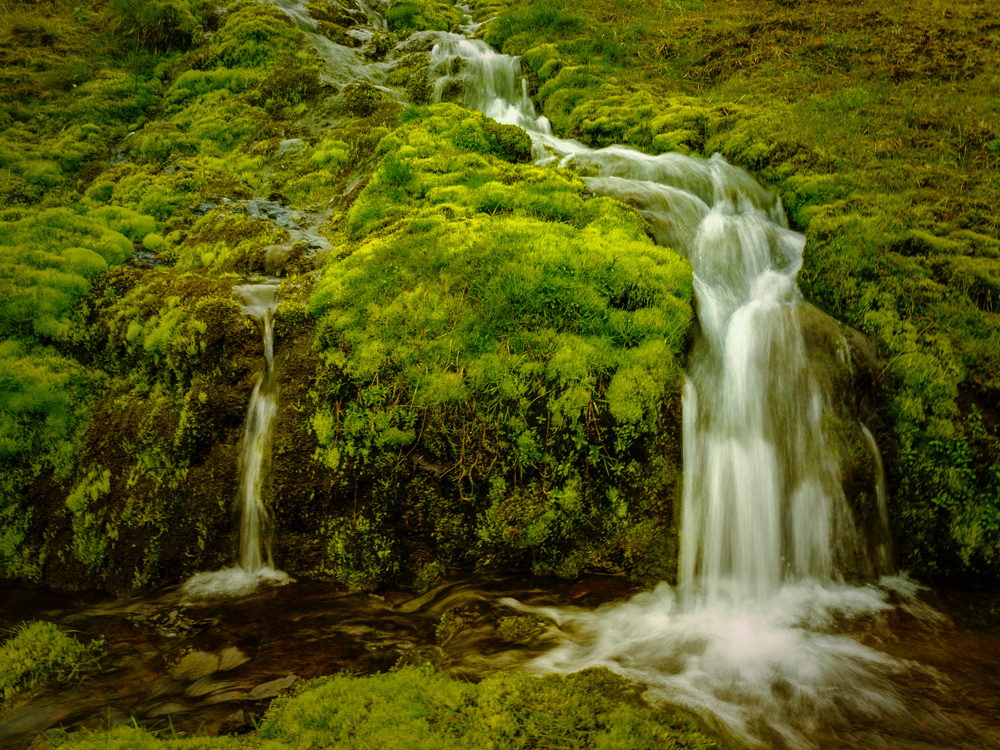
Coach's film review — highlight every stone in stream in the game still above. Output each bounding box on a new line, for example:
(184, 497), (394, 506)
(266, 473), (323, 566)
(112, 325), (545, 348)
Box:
(218, 645), (249, 671)
(219, 709), (251, 736)
(248, 675), (298, 701)
(170, 650), (220, 681)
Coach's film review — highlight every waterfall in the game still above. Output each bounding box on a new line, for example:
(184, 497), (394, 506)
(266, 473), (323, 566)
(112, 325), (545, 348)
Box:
(422, 27), (935, 750)
(233, 284), (280, 574)
(184, 284), (288, 598)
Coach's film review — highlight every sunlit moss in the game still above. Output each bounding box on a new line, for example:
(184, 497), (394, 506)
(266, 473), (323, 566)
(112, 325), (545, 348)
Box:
(308, 102), (692, 587)
(387, 0), (464, 33)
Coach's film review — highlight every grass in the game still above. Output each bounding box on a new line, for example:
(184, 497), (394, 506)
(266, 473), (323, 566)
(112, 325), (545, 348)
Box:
(0, 621), (104, 706)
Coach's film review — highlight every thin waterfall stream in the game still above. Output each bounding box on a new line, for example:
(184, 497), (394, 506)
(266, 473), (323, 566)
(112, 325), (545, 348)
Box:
(183, 284), (288, 599)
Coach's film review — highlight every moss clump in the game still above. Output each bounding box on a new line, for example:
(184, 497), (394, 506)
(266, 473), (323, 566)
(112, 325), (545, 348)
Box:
(54, 667), (725, 749)
(387, 0), (464, 34)
(306, 102), (692, 588)
(0, 621), (103, 705)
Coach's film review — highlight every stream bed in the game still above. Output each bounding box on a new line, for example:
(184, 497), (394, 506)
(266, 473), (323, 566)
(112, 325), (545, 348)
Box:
(2, 577), (999, 749)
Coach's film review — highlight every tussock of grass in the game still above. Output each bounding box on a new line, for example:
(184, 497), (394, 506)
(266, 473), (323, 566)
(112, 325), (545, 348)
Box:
(0, 621), (103, 706)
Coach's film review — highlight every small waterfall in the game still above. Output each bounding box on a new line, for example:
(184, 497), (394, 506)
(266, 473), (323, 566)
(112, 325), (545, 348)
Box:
(234, 284), (280, 574)
(184, 284), (288, 598)
(425, 25), (941, 749)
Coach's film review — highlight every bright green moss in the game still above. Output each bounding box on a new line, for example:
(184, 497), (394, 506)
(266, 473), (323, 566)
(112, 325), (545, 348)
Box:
(0, 621), (103, 706)
(259, 667), (724, 750)
(0, 207), (136, 342)
(308, 102), (692, 587)
(386, 0), (464, 33)
(40, 667), (724, 749)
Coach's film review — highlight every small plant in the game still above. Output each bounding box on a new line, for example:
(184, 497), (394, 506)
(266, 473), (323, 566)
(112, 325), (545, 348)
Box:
(0, 621), (104, 705)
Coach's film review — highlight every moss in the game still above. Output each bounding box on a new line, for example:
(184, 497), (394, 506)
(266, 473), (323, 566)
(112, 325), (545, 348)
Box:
(306, 103), (692, 587)
(40, 667), (725, 749)
(0, 621), (103, 706)
(387, 0), (464, 34)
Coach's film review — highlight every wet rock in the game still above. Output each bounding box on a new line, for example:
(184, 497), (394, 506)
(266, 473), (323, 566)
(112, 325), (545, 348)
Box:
(218, 646), (249, 672)
(219, 709), (251, 736)
(184, 676), (216, 698)
(171, 650), (220, 681)
(125, 608), (216, 637)
(248, 674), (297, 701)
(147, 702), (187, 718)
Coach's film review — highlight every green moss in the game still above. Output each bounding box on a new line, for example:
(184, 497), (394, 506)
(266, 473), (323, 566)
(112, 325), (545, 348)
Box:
(387, 0), (464, 33)
(0, 621), (103, 706)
(259, 667), (724, 750)
(41, 667), (724, 749)
(306, 103), (692, 587)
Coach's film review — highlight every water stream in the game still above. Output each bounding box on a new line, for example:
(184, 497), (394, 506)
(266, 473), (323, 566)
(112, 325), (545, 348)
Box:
(423, 16), (996, 750)
(183, 284), (288, 598)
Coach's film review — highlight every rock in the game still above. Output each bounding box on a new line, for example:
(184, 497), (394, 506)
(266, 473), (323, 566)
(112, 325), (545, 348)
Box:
(248, 674), (298, 701)
(184, 676), (216, 698)
(218, 646), (249, 672)
(147, 702), (187, 718)
(170, 650), (220, 681)
(41, 728), (69, 744)
(219, 709), (250, 736)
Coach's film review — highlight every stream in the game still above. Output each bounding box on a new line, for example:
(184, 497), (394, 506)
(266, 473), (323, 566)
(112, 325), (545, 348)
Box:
(3, 1), (1000, 748)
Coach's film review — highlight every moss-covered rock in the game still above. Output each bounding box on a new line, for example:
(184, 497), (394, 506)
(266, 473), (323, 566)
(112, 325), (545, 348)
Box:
(299, 103), (693, 588)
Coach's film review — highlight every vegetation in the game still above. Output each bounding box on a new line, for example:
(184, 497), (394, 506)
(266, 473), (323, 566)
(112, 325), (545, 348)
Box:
(304, 103), (691, 587)
(471, 0), (1000, 581)
(0, 621), (103, 705)
(0, 0), (996, 602)
(48, 667), (724, 749)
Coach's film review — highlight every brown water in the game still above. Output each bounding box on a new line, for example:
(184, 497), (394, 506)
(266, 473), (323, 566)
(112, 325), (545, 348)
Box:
(2, 577), (999, 750)
(0, 575), (630, 748)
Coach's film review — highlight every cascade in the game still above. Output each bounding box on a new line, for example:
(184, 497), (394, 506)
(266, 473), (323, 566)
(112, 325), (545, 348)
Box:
(184, 284), (288, 598)
(426, 26), (924, 750)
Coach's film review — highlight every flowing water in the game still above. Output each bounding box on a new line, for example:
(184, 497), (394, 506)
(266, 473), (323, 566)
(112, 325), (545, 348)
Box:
(183, 285), (288, 598)
(424, 18), (999, 750)
(4, 4), (999, 749)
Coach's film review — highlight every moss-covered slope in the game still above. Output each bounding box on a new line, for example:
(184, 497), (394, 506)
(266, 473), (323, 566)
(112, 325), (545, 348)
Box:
(473, 0), (1000, 582)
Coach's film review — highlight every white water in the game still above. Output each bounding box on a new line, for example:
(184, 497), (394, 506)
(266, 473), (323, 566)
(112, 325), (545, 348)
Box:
(423, 25), (935, 750)
(185, 284), (288, 599)
(265, 0), (394, 89)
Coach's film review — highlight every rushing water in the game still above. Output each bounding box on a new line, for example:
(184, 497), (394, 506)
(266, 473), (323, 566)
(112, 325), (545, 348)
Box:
(183, 285), (288, 598)
(4, 4), (998, 749)
(423, 17), (999, 750)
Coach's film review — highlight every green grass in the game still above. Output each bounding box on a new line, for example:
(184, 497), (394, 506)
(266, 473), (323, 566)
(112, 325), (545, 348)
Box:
(0, 621), (103, 706)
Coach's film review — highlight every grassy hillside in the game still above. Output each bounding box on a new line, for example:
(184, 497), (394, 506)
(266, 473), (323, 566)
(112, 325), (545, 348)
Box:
(1, 0), (997, 591)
